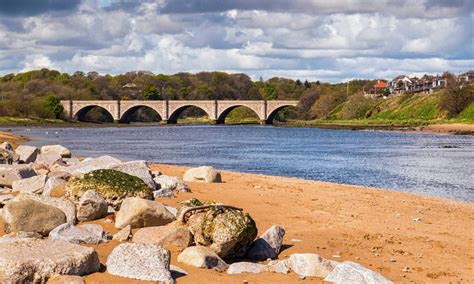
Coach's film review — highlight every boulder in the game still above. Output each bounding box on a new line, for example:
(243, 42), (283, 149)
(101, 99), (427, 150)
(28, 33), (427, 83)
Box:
(1, 198), (66, 236)
(49, 223), (109, 244)
(77, 190), (108, 221)
(0, 238), (100, 283)
(31, 162), (50, 175)
(287, 253), (337, 278)
(15, 193), (76, 224)
(165, 205), (178, 217)
(0, 141), (13, 152)
(12, 174), (48, 194)
(40, 145), (71, 158)
(42, 176), (67, 196)
(36, 152), (63, 166)
(246, 225), (285, 260)
(0, 165), (36, 187)
(115, 197), (176, 229)
(185, 203), (257, 258)
(66, 155), (121, 175)
(324, 261), (393, 284)
(64, 157), (81, 166)
(1, 231), (43, 240)
(0, 194), (14, 206)
(0, 149), (16, 165)
(153, 175), (190, 197)
(132, 222), (193, 250)
(268, 259), (291, 274)
(66, 169), (153, 210)
(106, 243), (173, 282)
(227, 262), (268, 274)
(48, 170), (71, 179)
(113, 225), (131, 242)
(177, 246), (228, 272)
(183, 166), (221, 183)
(110, 160), (155, 189)
(14, 145), (38, 163)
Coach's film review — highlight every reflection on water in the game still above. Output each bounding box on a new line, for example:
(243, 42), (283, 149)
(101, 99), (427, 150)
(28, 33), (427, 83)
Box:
(9, 125), (474, 202)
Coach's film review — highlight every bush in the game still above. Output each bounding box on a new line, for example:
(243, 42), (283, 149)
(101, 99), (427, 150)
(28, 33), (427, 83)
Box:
(341, 95), (377, 119)
(439, 84), (474, 117)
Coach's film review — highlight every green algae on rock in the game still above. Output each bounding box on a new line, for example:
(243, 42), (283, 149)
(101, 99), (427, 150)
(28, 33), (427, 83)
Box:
(66, 169), (153, 209)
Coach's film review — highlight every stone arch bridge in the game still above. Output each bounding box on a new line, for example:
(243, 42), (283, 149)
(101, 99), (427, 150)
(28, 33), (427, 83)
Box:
(61, 100), (298, 124)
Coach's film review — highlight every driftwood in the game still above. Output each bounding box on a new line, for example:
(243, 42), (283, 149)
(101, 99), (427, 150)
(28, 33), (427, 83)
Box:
(179, 204), (243, 223)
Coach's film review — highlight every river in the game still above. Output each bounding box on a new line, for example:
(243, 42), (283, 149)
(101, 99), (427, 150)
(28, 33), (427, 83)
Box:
(8, 125), (474, 202)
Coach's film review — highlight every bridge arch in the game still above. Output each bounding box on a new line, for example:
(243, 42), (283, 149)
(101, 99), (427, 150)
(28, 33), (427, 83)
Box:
(216, 105), (264, 124)
(167, 105), (214, 124)
(265, 101), (299, 124)
(120, 105), (162, 123)
(73, 105), (115, 123)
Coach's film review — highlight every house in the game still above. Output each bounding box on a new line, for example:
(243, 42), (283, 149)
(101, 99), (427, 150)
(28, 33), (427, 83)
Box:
(388, 74), (448, 95)
(388, 76), (412, 95)
(457, 70), (474, 84)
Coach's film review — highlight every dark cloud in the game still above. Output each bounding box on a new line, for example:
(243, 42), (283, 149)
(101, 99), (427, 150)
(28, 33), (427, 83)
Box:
(0, 0), (81, 16)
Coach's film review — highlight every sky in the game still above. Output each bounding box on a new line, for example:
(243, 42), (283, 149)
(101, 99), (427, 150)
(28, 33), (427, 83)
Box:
(0, 0), (473, 82)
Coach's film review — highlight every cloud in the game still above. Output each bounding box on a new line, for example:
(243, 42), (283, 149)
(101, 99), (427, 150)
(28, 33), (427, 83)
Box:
(0, 0), (81, 16)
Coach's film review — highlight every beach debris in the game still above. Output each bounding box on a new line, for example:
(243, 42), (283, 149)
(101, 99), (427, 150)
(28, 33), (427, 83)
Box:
(49, 223), (109, 244)
(42, 176), (67, 196)
(40, 144), (71, 158)
(227, 262), (268, 274)
(153, 175), (191, 197)
(115, 197), (176, 229)
(77, 190), (108, 221)
(66, 169), (153, 210)
(12, 174), (48, 194)
(183, 166), (222, 183)
(324, 261), (393, 284)
(113, 225), (132, 242)
(15, 193), (76, 224)
(132, 222), (193, 250)
(2, 198), (66, 236)
(0, 164), (36, 187)
(14, 145), (38, 163)
(110, 160), (156, 189)
(246, 225), (285, 260)
(286, 253), (337, 278)
(106, 243), (173, 282)
(0, 238), (100, 283)
(177, 246), (229, 272)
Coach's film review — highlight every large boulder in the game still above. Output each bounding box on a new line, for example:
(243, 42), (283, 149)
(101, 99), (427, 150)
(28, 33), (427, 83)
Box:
(0, 165), (36, 187)
(177, 246), (228, 272)
(132, 222), (193, 250)
(113, 225), (131, 242)
(106, 243), (173, 282)
(1, 198), (66, 236)
(40, 145), (71, 158)
(324, 261), (393, 284)
(115, 197), (176, 229)
(15, 193), (76, 224)
(66, 169), (153, 210)
(110, 160), (155, 189)
(36, 152), (63, 166)
(12, 174), (48, 194)
(0, 238), (100, 283)
(0, 148), (18, 165)
(227, 262), (268, 274)
(184, 202), (257, 258)
(66, 155), (121, 175)
(287, 253), (337, 278)
(153, 175), (190, 197)
(42, 176), (67, 196)
(49, 223), (109, 244)
(15, 145), (38, 163)
(183, 166), (221, 183)
(246, 225), (285, 260)
(77, 190), (108, 221)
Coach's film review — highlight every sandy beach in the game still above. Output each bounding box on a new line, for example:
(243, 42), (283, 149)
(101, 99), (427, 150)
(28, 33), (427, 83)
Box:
(0, 131), (473, 283)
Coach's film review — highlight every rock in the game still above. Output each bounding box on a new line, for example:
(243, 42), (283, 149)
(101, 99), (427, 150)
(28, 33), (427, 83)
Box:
(170, 265), (188, 278)
(185, 203), (257, 258)
(106, 243), (173, 282)
(132, 222), (193, 250)
(324, 261), (393, 284)
(110, 160), (155, 189)
(12, 174), (48, 194)
(64, 157), (81, 166)
(49, 223), (108, 244)
(0, 149), (17, 165)
(36, 152), (63, 166)
(227, 262), (268, 274)
(16, 193), (76, 224)
(177, 246), (228, 272)
(1, 231), (43, 239)
(40, 145), (71, 158)
(287, 253), (337, 278)
(48, 170), (71, 179)
(0, 165), (36, 187)
(31, 162), (50, 175)
(153, 175), (190, 197)
(183, 166), (221, 183)
(0, 141), (13, 152)
(66, 155), (121, 175)
(0, 194), (14, 206)
(268, 259), (291, 274)
(14, 145), (38, 163)
(246, 225), (285, 260)
(115, 197), (176, 229)
(42, 176), (67, 196)
(66, 169), (153, 210)
(0, 238), (100, 283)
(113, 225), (131, 242)
(1, 198), (66, 236)
(77, 190), (108, 221)
(165, 205), (178, 217)
(48, 275), (85, 284)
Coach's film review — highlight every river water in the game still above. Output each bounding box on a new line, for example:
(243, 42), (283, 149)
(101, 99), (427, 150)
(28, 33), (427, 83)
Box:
(8, 125), (474, 202)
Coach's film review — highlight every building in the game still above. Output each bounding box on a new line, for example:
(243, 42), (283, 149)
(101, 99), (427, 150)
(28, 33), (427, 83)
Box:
(388, 75), (447, 95)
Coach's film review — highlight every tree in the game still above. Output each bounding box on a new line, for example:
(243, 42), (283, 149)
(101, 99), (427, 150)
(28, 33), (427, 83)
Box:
(142, 85), (161, 100)
(44, 94), (64, 118)
(304, 80), (311, 88)
(439, 82), (473, 117)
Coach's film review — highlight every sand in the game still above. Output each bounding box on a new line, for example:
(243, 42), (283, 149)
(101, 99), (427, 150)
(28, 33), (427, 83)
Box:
(0, 130), (28, 148)
(421, 123), (474, 134)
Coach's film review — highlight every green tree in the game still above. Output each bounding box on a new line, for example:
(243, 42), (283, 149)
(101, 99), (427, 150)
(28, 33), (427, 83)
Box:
(44, 94), (64, 118)
(142, 85), (161, 100)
